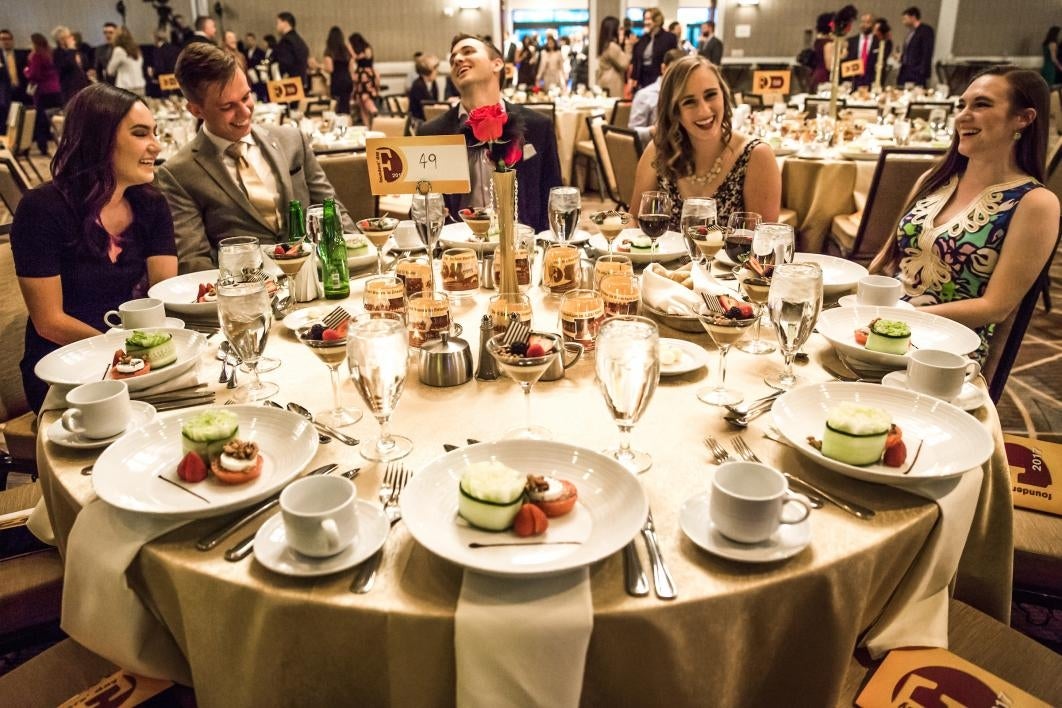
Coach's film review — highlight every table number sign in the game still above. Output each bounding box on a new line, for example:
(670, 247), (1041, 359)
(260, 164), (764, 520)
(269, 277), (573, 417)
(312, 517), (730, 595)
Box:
(157, 74), (179, 92)
(365, 135), (471, 195)
(267, 78), (305, 104)
(841, 59), (865, 79)
(59, 671), (173, 708)
(751, 70), (790, 96)
(1005, 434), (1062, 516)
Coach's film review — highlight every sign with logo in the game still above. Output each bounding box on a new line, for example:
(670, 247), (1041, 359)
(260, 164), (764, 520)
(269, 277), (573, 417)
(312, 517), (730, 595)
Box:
(841, 59), (865, 78)
(267, 77), (305, 104)
(857, 648), (1050, 708)
(751, 70), (790, 96)
(60, 671), (172, 708)
(365, 136), (471, 195)
(157, 74), (180, 92)
(1005, 434), (1062, 516)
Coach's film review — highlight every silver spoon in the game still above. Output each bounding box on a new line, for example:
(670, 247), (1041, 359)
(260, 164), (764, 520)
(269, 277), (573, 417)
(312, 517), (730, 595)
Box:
(264, 400), (332, 444)
(286, 402), (360, 446)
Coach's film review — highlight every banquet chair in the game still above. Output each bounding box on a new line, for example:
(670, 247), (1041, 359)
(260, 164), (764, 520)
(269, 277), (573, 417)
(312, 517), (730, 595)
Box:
(7, 103), (43, 184)
(371, 114), (408, 138)
(0, 482), (64, 644)
(0, 161), (27, 218)
(803, 96), (832, 117)
(571, 109), (605, 194)
(739, 94), (764, 108)
(523, 102), (556, 126)
(827, 147), (944, 264)
(422, 101), (451, 123)
(0, 241), (36, 491)
(602, 125), (643, 211)
(317, 153), (376, 221)
(609, 100), (632, 129)
(383, 94), (408, 116)
(1049, 88), (1061, 136)
(905, 100), (954, 122)
(578, 113), (617, 205)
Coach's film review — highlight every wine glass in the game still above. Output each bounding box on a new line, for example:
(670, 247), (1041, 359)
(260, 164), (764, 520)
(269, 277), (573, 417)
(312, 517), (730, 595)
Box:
(548, 186), (581, 243)
(296, 322), (363, 428)
(357, 216), (399, 275)
(721, 211), (761, 267)
(750, 222), (795, 276)
(893, 118), (911, 146)
(696, 299), (756, 406)
(765, 262), (823, 390)
(637, 190), (673, 265)
(680, 197), (718, 267)
(595, 316), (660, 474)
(347, 314), (413, 461)
(487, 331), (562, 440)
(217, 280), (279, 402)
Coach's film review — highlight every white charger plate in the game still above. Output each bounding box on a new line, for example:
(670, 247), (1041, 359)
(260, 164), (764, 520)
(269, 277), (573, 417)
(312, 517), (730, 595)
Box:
(680, 490), (811, 563)
(47, 401), (156, 450)
(92, 405), (318, 519)
(148, 270), (221, 317)
(344, 235), (379, 270)
(107, 317), (186, 334)
(659, 338), (708, 376)
(592, 229), (687, 264)
(401, 440), (648, 578)
(254, 501), (388, 577)
(793, 253), (868, 297)
(838, 295), (914, 310)
(534, 228), (592, 245)
(35, 328), (207, 392)
(816, 305), (980, 370)
(881, 371), (987, 411)
(772, 382), (993, 486)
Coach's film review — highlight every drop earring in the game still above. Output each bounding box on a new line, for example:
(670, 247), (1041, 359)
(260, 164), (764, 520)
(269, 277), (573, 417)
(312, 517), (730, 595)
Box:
(1013, 131), (1022, 141)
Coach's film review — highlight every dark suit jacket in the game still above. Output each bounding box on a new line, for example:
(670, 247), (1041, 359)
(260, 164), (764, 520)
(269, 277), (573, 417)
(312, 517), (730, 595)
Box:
(407, 77), (439, 121)
(54, 48), (89, 103)
(845, 33), (879, 87)
(246, 47), (266, 69)
(417, 102), (562, 234)
(698, 36), (723, 66)
(898, 24), (934, 87)
(274, 31), (309, 87)
(631, 30), (678, 89)
(93, 44), (114, 83)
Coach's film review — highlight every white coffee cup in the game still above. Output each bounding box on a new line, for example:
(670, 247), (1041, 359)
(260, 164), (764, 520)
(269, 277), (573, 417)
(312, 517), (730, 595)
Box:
(856, 275), (903, 306)
(393, 220), (423, 250)
(710, 461), (811, 544)
(279, 475), (358, 557)
(61, 379), (131, 439)
(104, 298), (166, 329)
(906, 349), (980, 401)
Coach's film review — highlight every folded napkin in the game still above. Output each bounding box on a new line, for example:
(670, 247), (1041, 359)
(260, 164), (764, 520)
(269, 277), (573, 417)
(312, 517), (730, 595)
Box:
(40, 367), (202, 413)
(455, 569), (593, 708)
(62, 499), (192, 683)
(641, 264), (701, 315)
(862, 468), (983, 657)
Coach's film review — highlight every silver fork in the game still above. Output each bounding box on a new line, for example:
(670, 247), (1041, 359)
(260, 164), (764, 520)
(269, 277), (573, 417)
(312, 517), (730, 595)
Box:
(351, 463), (410, 593)
(704, 435), (734, 465)
(730, 436), (824, 509)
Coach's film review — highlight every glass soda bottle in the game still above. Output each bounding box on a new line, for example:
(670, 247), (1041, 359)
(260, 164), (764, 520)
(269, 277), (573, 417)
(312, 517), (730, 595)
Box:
(319, 199), (350, 299)
(287, 200), (305, 244)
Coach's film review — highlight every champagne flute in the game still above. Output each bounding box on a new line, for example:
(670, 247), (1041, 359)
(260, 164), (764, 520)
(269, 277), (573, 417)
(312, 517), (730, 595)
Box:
(548, 186), (581, 243)
(595, 316), (660, 474)
(764, 262), (823, 390)
(680, 197), (717, 267)
(487, 332), (562, 440)
(297, 322), (363, 427)
(411, 192), (446, 283)
(217, 281), (279, 402)
(347, 314), (413, 461)
(696, 300), (756, 406)
(637, 190), (673, 265)
(218, 236), (281, 373)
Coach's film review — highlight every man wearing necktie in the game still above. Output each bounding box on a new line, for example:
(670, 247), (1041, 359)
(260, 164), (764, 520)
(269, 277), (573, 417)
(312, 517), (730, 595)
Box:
(0, 29), (29, 125)
(846, 14), (878, 88)
(156, 43), (354, 274)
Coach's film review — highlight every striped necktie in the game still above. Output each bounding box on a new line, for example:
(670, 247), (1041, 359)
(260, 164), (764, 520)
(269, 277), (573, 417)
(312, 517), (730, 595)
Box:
(224, 141), (279, 232)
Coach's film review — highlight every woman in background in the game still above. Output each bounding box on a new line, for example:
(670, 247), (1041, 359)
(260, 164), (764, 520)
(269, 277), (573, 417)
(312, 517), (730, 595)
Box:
(106, 27), (145, 95)
(1041, 27), (1062, 87)
(809, 13), (834, 91)
(24, 33), (63, 154)
(536, 34), (566, 90)
(323, 27), (353, 115)
(407, 53), (439, 123)
(595, 16), (629, 98)
(349, 33), (379, 127)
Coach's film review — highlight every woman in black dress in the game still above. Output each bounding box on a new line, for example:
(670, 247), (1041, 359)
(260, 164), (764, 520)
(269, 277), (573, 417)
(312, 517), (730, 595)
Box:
(10, 83), (177, 410)
(323, 26), (353, 115)
(349, 32), (379, 127)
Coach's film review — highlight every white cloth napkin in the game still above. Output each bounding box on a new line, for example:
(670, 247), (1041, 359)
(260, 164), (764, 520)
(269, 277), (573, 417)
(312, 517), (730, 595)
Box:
(641, 264), (701, 315)
(455, 568), (593, 708)
(62, 499), (192, 683)
(39, 367), (202, 413)
(862, 468), (983, 657)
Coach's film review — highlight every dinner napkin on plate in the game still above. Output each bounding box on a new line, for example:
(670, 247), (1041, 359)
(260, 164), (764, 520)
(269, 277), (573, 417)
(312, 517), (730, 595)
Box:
(62, 499), (192, 683)
(455, 569), (592, 708)
(862, 468), (983, 657)
(641, 264), (701, 315)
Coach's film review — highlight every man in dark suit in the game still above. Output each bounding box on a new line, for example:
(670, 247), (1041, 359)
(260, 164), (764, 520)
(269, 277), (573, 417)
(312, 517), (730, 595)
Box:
(898, 6), (934, 88)
(273, 12), (309, 90)
(697, 21), (723, 66)
(418, 34), (562, 234)
(631, 7), (678, 91)
(0, 29), (29, 125)
(93, 22), (118, 83)
(244, 33), (265, 69)
(845, 14), (878, 88)
(156, 43), (353, 273)
(149, 30), (181, 96)
(184, 16), (217, 47)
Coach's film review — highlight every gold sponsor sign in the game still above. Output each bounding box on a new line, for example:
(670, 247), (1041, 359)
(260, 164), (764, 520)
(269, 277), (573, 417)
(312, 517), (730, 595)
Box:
(267, 77), (305, 103)
(751, 70), (790, 95)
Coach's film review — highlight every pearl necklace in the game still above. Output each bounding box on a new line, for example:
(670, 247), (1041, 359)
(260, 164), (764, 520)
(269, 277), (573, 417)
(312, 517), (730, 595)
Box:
(688, 155), (724, 186)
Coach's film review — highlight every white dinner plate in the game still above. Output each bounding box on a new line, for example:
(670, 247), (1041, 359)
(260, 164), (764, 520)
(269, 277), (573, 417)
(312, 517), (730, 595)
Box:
(35, 328), (207, 392)
(46, 401), (156, 450)
(680, 490), (811, 563)
(148, 270), (221, 317)
(772, 146), (797, 158)
(838, 295), (914, 310)
(816, 305), (981, 370)
(344, 235), (379, 270)
(401, 440), (648, 578)
(254, 501), (388, 577)
(659, 338), (708, 376)
(772, 382), (992, 486)
(881, 371), (988, 412)
(92, 405), (318, 519)
(107, 317), (186, 335)
(793, 253), (868, 297)
(592, 229), (687, 264)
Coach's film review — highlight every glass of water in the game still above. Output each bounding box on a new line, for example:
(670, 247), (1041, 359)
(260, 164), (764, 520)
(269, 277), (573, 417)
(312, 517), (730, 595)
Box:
(347, 313), (413, 461)
(548, 186), (581, 242)
(680, 197), (718, 266)
(217, 280), (279, 402)
(595, 316), (660, 474)
(411, 192), (447, 266)
(765, 262), (823, 390)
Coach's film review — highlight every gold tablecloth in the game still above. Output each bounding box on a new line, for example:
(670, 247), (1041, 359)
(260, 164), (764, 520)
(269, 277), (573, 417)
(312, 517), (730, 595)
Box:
(779, 156), (877, 253)
(37, 276), (1011, 708)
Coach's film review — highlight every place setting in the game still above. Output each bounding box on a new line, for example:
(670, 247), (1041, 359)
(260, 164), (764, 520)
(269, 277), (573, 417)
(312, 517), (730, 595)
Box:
(46, 379), (157, 450)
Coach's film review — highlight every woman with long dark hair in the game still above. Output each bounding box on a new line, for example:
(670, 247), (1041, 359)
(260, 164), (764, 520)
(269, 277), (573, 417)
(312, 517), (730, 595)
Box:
(595, 15), (629, 98)
(1041, 26), (1062, 86)
(348, 32), (378, 127)
(10, 83), (177, 410)
(809, 13), (834, 92)
(24, 33), (63, 154)
(323, 27), (353, 115)
(871, 68), (1059, 364)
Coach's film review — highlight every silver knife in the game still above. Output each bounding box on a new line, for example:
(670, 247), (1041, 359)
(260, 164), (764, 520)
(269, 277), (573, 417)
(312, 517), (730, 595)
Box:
(153, 396), (217, 412)
(641, 510), (676, 600)
(623, 541), (649, 597)
(782, 472), (876, 520)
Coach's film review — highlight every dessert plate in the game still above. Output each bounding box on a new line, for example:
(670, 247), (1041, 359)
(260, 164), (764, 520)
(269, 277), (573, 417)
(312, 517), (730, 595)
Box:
(401, 440), (647, 578)
(148, 269), (221, 317)
(772, 382), (992, 486)
(92, 405), (318, 519)
(282, 305), (354, 332)
(254, 501), (388, 577)
(838, 295), (914, 310)
(680, 490), (811, 563)
(344, 235), (379, 270)
(46, 401), (156, 450)
(589, 229), (686, 264)
(881, 371), (987, 412)
(659, 338), (708, 376)
(35, 328), (207, 392)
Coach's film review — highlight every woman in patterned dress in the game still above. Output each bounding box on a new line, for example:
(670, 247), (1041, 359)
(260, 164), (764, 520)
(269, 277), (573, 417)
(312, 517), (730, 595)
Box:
(629, 54), (780, 230)
(348, 32), (379, 127)
(871, 67), (1058, 363)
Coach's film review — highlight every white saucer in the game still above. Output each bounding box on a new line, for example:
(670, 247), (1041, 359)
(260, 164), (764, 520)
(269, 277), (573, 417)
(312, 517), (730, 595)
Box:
(47, 401), (157, 449)
(679, 491), (811, 563)
(837, 295), (914, 310)
(254, 500), (389, 577)
(107, 317), (186, 334)
(881, 371), (987, 411)
(659, 338), (708, 376)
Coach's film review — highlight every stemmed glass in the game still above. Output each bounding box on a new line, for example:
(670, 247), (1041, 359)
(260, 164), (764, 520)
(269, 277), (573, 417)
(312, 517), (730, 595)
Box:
(765, 262), (823, 390)
(296, 323), (363, 428)
(590, 211), (631, 253)
(735, 220), (791, 355)
(217, 280), (279, 402)
(411, 192), (446, 286)
(679, 197), (718, 268)
(721, 211), (760, 267)
(548, 186), (581, 242)
(596, 316), (660, 474)
(637, 190), (673, 265)
(218, 235), (281, 373)
(487, 332), (562, 440)
(347, 313), (413, 461)
(696, 300), (756, 406)
(357, 216), (399, 275)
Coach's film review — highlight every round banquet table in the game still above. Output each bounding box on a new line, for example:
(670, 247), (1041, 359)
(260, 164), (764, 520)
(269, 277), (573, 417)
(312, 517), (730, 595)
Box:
(36, 266), (1012, 708)
(778, 154), (877, 254)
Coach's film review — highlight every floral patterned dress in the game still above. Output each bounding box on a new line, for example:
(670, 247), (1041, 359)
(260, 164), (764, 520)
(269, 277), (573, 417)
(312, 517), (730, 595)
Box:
(658, 139), (762, 231)
(895, 175), (1040, 362)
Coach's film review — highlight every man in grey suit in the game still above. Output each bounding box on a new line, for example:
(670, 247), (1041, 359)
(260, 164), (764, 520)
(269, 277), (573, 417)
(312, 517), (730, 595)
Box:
(697, 22), (723, 66)
(157, 43), (352, 273)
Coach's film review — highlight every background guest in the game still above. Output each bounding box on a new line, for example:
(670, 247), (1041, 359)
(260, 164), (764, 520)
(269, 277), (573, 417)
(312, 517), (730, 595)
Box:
(0, 29), (29, 125)
(809, 13), (834, 92)
(169, 15), (192, 47)
(245, 33), (265, 70)
(595, 15), (629, 99)
(185, 16), (217, 47)
(51, 26), (89, 105)
(107, 27), (146, 96)
(407, 53), (439, 123)
(846, 14), (878, 88)
(274, 12), (309, 89)
(668, 22), (693, 54)
(322, 27), (353, 116)
(10, 82), (176, 410)
(1041, 26), (1062, 87)
(897, 6), (934, 88)
(93, 22), (117, 83)
(629, 48), (685, 145)
(148, 30), (180, 97)
(630, 7), (678, 92)
(349, 32), (378, 127)
(24, 33), (63, 154)
(516, 35), (538, 88)
(536, 34), (566, 90)
(871, 19), (894, 88)
(697, 21), (723, 66)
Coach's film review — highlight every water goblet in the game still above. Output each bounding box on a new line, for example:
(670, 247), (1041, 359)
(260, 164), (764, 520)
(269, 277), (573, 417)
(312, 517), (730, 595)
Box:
(680, 197), (718, 266)
(217, 280), (279, 402)
(219, 236), (282, 373)
(347, 314), (413, 461)
(595, 316), (660, 474)
(487, 331), (562, 440)
(765, 262), (823, 390)
(734, 265), (776, 355)
(548, 186), (581, 243)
